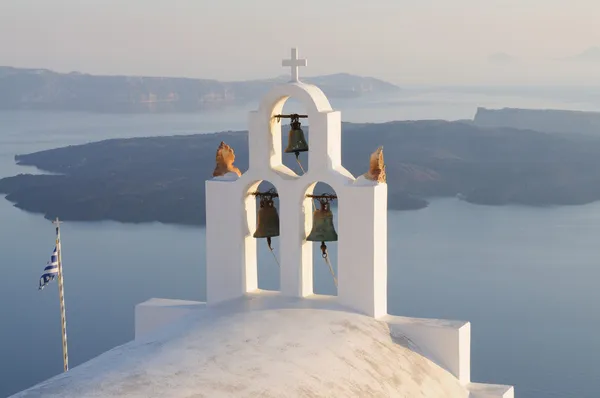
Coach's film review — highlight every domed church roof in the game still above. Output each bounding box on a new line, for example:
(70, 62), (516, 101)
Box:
(12, 294), (468, 398)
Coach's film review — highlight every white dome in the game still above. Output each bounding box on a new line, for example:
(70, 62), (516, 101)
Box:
(13, 294), (469, 398)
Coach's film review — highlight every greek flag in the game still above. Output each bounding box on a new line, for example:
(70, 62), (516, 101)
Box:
(39, 247), (59, 290)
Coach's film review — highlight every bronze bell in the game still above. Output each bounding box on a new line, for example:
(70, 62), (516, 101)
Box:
(306, 200), (338, 242)
(254, 198), (280, 239)
(284, 120), (309, 154)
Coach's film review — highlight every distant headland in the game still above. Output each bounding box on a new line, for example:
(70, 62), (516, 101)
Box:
(0, 66), (400, 114)
(3, 120), (600, 226)
(474, 107), (600, 135)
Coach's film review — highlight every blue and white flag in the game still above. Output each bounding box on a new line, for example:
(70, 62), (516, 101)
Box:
(39, 247), (59, 290)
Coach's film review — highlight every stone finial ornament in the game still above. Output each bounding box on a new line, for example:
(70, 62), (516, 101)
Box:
(363, 146), (386, 183)
(213, 141), (241, 177)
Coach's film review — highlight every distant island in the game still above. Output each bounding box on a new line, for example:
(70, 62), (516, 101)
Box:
(3, 120), (600, 226)
(474, 107), (600, 135)
(0, 66), (400, 113)
(569, 46), (600, 63)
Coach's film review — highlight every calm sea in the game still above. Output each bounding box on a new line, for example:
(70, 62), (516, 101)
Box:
(1, 89), (600, 397)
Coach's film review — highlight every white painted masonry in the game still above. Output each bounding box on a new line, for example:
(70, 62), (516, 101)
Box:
(14, 294), (475, 398)
(131, 297), (514, 398)
(385, 315), (471, 384)
(205, 57), (387, 317)
(468, 383), (515, 398)
(10, 49), (514, 398)
(201, 49), (513, 397)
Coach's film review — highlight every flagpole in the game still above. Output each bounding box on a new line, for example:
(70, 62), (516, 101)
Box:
(53, 217), (69, 372)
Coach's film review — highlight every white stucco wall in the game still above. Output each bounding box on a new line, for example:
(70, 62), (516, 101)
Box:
(338, 181), (388, 317)
(468, 383), (515, 398)
(205, 81), (388, 317)
(385, 314), (471, 385)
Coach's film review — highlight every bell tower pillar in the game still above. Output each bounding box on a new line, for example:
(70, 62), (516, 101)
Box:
(338, 182), (388, 318)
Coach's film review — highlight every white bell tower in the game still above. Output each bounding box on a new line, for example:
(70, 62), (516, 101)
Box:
(205, 48), (388, 317)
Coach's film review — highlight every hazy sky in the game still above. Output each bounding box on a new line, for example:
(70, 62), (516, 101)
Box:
(0, 0), (598, 85)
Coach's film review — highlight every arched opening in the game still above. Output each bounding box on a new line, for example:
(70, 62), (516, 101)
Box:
(275, 98), (311, 176)
(305, 182), (339, 296)
(248, 180), (281, 292)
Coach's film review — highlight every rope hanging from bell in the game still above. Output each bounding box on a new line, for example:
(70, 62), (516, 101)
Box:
(306, 194), (338, 287)
(252, 188), (280, 267)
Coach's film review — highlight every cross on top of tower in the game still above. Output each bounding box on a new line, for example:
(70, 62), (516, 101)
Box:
(282, 48), (307, 83)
